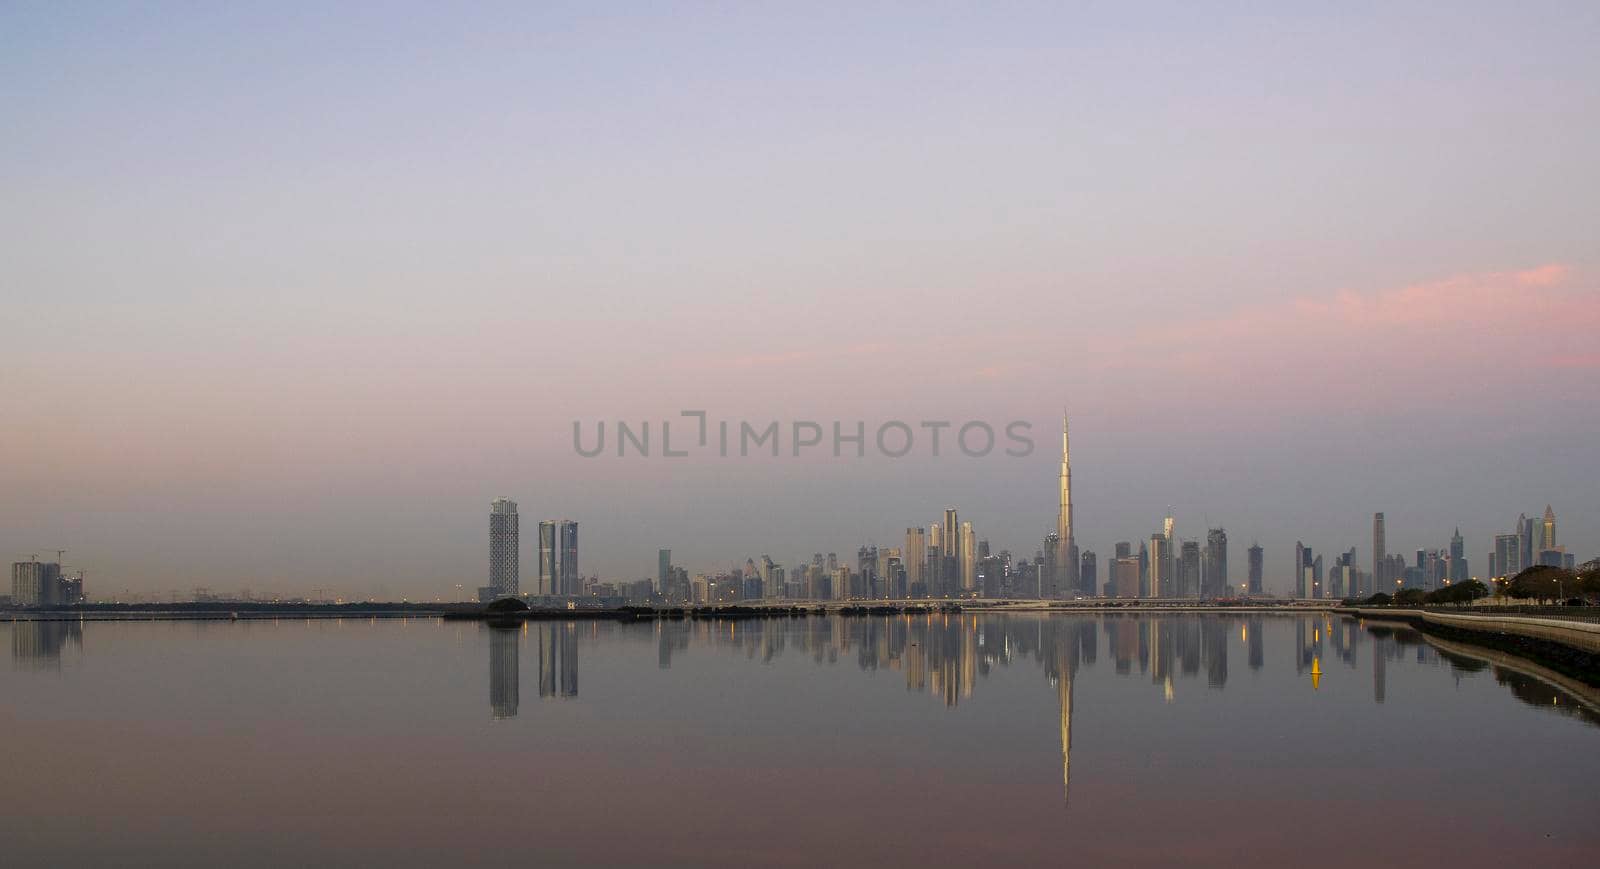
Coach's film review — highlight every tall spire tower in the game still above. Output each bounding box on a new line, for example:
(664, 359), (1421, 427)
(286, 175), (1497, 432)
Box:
(1059, 410), (1073, 546)
(1056, 410), (1077, 595)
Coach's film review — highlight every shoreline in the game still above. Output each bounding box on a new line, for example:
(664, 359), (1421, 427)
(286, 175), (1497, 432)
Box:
(1344, 607), (1600, 686)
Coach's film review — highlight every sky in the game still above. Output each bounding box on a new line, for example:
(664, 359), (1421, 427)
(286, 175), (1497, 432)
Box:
(3, 1), (1598, 599)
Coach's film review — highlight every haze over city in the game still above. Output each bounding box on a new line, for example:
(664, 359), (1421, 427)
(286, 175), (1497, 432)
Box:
(4, 3), (1598, 599)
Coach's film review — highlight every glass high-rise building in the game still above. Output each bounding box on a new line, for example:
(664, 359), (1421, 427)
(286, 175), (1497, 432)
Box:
(1179, 541), (1201, 598)
(1247, 543), (1263, 596)
(488, 498), (520, 601)
(960, 521), (976, 593)
(942, 508), (961, 596)
(903, 528), (925, 594)
(560, 521), (579, 594)
(1204, 528), (1228, 598)
(539, 519), (580, 596)
(1372, 513), (1386, 592)
(1149, 534), (1171, 598)
(1449, 528), (1467, 584)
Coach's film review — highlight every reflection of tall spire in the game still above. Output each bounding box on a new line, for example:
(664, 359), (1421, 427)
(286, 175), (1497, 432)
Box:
(1058, 652), (1073, 807)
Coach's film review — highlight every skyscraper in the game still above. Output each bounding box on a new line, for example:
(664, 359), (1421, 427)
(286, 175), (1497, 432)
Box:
(1178, 540), (1201, 598)
(539, 521), (557, 595)
(1449, 527), (1467, 584)
(1542, 505), (1557, 551)
(1204, 528), (1228, 598)
(11, 559), (63, 607)
(1137, 539), (1149, 597)
(904, 527), (925, 596)
(1294, 541), (1307, 598)
(488, 498), (519, 601)
(1041, 531), (1060, 599)
(1494, 534), (1519, 579)
(1372, 512), (1386, 592)
(1112, 556), (1139, 599)
(942, 508), (961, 597)
(1517, 513), (1533, 576)
(1056, 411), (1078, 597)
(1247, 542), (1263, 596)
(1080, 550), (1097, 597)
(960, 521), (976, 593)
(658, 549), (672, 596)
(537, 519), (580, 596)
(560, 521), (579, 594)
(1149, 533), (1171, 598)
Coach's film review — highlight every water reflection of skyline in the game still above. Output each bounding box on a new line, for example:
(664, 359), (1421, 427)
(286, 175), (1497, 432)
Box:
(485, 622), (580, 720)
(634, 613), (1600, 733)
(9, 619), (83, 668)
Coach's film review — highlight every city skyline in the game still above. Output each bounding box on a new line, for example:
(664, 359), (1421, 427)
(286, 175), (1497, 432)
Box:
(10, 439), (1590, 602)
(450, 414), (1585, 603)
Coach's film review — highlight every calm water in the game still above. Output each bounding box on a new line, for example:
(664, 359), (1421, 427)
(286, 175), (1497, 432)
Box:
(2, 613), (1596, 867)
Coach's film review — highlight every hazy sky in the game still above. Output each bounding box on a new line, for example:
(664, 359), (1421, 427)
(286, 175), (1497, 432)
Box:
(4, 2), (1598, 598)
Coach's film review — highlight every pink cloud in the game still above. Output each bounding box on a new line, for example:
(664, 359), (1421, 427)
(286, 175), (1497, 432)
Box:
(1546, 352), (1600, 369)
(1085, 263), (1599, 413)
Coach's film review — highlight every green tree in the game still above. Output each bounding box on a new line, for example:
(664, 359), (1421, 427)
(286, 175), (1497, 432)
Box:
(1394, 588), (1429, 607)
(1505, 566), (1576, 604)
(1425, 579), (1489, 607)
(1576, 563), (1600, 599)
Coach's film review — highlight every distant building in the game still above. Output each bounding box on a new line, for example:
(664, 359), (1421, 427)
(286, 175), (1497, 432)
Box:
(1247, 543), (1264, 595)
(1203, 528), (1228, 598)
(1373, 513), (1387, 592)
(560, 521), (579, 594)
(1295, 542), (1315, 598)
(11, 560), (63, 607)
(1112, 556), (1140, 599)
(903, 528), (925, 595)
(658, 549), (672, 598)
(1041, 531), (1060, 599)
(1519, 513), (1535, 576)
(1494, 533), (1520, 580)
(942, 508), (960, 596)
(1137, 540), (1149, 597)
(538, 519), (580, 596)
(487, 498), (519, 602)
(1079, 551), (1096, 598)
(1148, 534), (1170, 598)
(1178, 541), (1201, 598)
(1449, 527), (1468, 584)
(979, 554), (1003, 598)
(960, 521), (977, 593)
